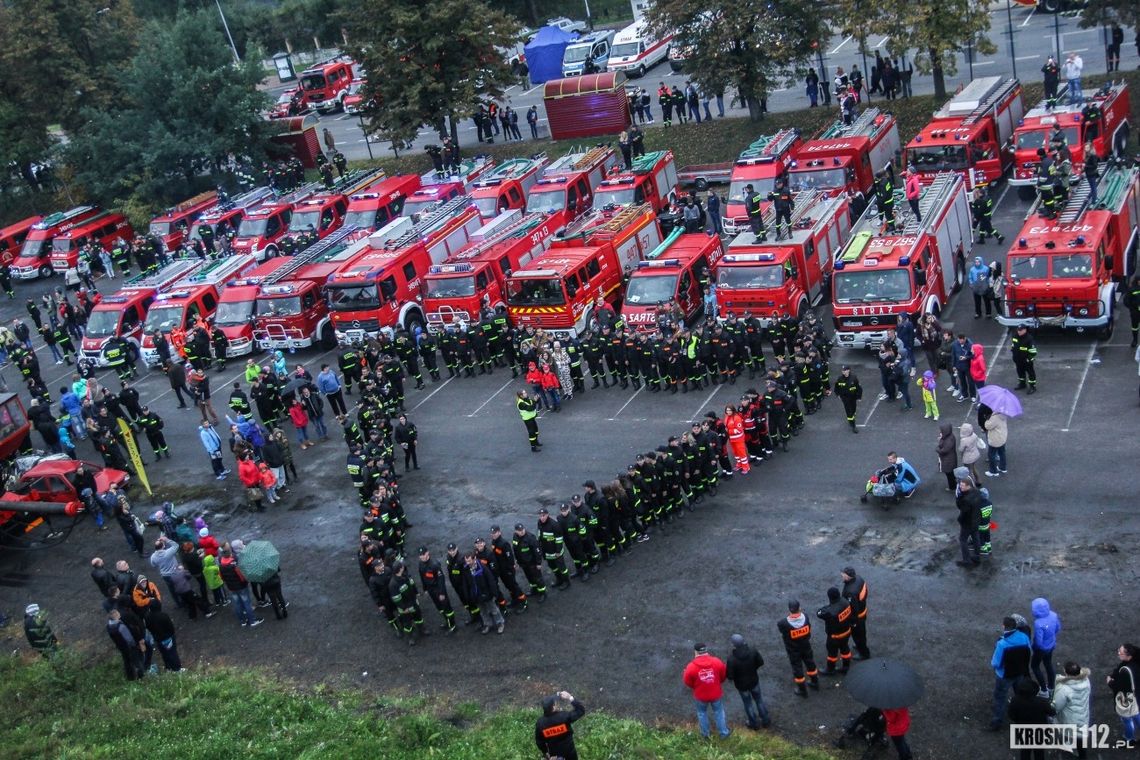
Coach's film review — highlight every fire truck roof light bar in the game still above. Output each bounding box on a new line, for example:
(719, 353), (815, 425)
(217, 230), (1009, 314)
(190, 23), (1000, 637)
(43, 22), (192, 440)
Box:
(34, 206), (96, 230)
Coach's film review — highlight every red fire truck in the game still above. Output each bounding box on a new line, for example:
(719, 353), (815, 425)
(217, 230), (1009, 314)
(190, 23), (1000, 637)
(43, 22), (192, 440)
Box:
(789, 109), (901, 197)
(1008, 81), (1131, 192)
(715, 191), (853, 324)
(905, 76), (1025, 190)
(298, 57), (357, 113)
(622, 228), (724, 330)
(999, 163), (1140, 338)
(189, 187), (277, 249)
(49, 211), (134, 272)
(423, 211), (562, 331)
(525, 147), (623, 222)
(231, 182), (324, 261)
(592, 150), (679, 213)
(147, 191), (219, 253)
(282, 169), (389, 246)
(327, 196), (484, 342)
(420, 155), (496, 191)
(0, 216), (42, 267)
(82, 259), (206, 366)
(722, 129), (803, 236)
(139, 255), (258, 366)
(343, 174), (422, 237)
(11, 206), (105, 280)
(469, 155), (550, 221)
(832, 172), (974, 349)
(507, 204), (663, 339)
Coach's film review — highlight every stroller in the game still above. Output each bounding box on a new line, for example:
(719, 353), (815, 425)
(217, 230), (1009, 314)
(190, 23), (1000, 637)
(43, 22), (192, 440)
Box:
(860, 457), (920, 507)
(833, 707), (889, 758)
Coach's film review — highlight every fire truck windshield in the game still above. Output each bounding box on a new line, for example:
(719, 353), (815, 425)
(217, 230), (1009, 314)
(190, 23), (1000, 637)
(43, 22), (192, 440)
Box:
(51, 237), (75, 253)
(328, 284), (379, 310)
(717, 265), (783, 289)
(625, 274), (677, 304)
(237, 218), (270, 237)
(425, 276), (476, 298)
(1007, 256), (1047, 280)
(1015, 127), (1080, 150)
(404, 198), (440, 217)
(301, 73), (327, 91)
(594, 187), (638, 207)
(526, 191), (567, 214)
(214, 300), (255, 325)
(257, 296), (302, 316)
(472, 196), (504, 219)
(143, 305), (184, 332)
(289, 210), (321, 232)
(908, 145), (967, 171)
(834, 269), (912, 303)
(19, 237), (47, 259)
(728, 177), (776, 203)
(149, 222), (172, 236)
(507, 278), (565, 306)
(84, 310), (121, 338)
(1050, 253), (1093, 278)
(343, 209), (377, 229)
(789, 168), (847, 192)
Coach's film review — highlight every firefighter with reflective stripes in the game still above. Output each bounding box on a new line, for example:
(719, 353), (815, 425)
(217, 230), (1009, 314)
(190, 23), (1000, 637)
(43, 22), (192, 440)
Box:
(841, 567), (871, 660)
(558, 501), (591, 580)
(417, 547), (456, 633)
(873, 171), (896, 231)
(517, 390), (541, 452)
(446, 543), (480, 624)
(1123, 276), (1140, 348)
(1035, 164), (1057, 219)
(744, 184), (766, 243)
(977, 486), (995, 558)
(570, 494), (603, 571)
(346, 447), (368, 507)
(582, 330), (607, 388)
(137, 406), (169, 462)
(489, 525), (528, 610)
(764, 379), (791, 450)
(833, 365), (862, 433)
(768, 177), (794, 241)
(536, 508), (571, 589)
(510, 524), (547, 601)
(338, 346), (361, 395)
(971, 187), (1004, 244)
(778, 599), (820, 697)
(566, 337), (586, 393)
(388, 560), (428, 646)
(473, 537), (510, 614)
(816, 587), (854, 674)
(1011, 325), (1037, 394)
(438, 327), (459, 377)
(367, 558), (402, 638)
(104, 336), (134, 382)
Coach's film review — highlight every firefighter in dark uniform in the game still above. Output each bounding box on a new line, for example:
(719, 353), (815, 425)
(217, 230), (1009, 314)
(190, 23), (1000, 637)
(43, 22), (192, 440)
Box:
(582, 330), (607, 388)
(445, 543), (479, 624)
(744, 184), (766, 243)
(338, 345), (362, 395)
(557, 502), (590, 581)
(971, 186), (1004, 244)
(473, 536), (510, 614)
(416, 547), (456, 633)
(1036, 163), (1057, 219)
(536, 508), (570, 589)
(841, 567), (871, 660)
(1124, 276), (1140, 349)
(395, 330), (423, 389)
(489, 525), (528, 611)
(511, 524), (547, 601)
(535, 691), (586, 760)
(229, 382), (252, 416)
(346, 446), (368, 508)
(388, 560), (428, 645)
(833, 365), (862, 433)
(136, 406), (169, 462)
(873, 171), (896, 231)
(210, 324), (229, 371)
(0, 264), (13, 298)
(1011, 324), (1038, 393)
(417, 331), (441, 382)
(777, 599), (820, 697)
(52, 323), (76, 364)
(566, 336), (586, 393)
(104, 337), (132, 382)
(764, 379), (791, 450)
(198, 224), (216, 255)
(516, 390), (540, 452)
(816, 587), (854, 674)
(571, 494), (604, 572)
(367, 558), (402, 638)
(768, 177), (794, 240)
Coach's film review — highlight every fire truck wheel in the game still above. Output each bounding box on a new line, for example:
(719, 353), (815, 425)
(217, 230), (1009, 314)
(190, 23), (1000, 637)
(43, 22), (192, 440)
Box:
(38, 264), (53, 279)
(694, 178), (709, 191)
(320, 323), (336, 350)
(265, 246), (279, 259)
(404, 312), (425, 335)
(1097, 314), (1114, 341)
(636, 64), (647, 78)
(796, 299), (808, 321)
(929, 301), (942, 318)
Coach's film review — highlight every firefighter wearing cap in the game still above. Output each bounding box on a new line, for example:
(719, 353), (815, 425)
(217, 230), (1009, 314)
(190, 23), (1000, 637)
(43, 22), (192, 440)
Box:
(558, 502), (592, 580)
(445, 543), (480, 624)
(511, 524), (547, 601)
(777, 599), (820, 697)
(339, 346), (362, 396)
(764, 380), (791, 450)
(1011, 325), (1038, 394)
(767, 177), (794, 241)
(537, 508), (571, 589)
(971, 187), (1004, 244)
(388, 560), (428, 645)
(743, 184), (766, 243)
(841, 567), (871, 660)
(137, 406), (169, 461)
(816, 587), (854, 674)
(489, 526), (528, 610)
(833, 366), (862, 433)
(417, 547), (456, 633)
(367, 558), (402, 638)
(516, 391), (540, 452)
(473, 537), (509, 614)
(535, 690), (586, 760)
(346, 448), (368, 507)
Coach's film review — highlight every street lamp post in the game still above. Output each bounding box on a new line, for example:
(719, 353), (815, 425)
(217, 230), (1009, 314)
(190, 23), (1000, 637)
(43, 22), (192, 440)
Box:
(215, 0), (241, 64)
(358, 115), (374, 160)
(1005, 0), (1018, 79)
(1053, 7), (1062, 60)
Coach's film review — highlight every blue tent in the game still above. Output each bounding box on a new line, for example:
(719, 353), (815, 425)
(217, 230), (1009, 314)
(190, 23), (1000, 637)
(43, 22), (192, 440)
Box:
(524, 26), (576, 85)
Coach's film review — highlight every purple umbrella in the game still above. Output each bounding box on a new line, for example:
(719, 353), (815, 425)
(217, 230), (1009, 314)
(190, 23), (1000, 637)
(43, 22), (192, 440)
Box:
(977, 384), (1023, 417)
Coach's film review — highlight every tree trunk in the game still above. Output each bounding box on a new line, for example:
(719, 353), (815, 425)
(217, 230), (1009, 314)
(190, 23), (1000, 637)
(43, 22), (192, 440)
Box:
(745, 96), (765, 122)
(526, 0), (539, 26)
(19, 162), (41, 193)
(930, 47), (947, 100)
(449, 112), (460, 149)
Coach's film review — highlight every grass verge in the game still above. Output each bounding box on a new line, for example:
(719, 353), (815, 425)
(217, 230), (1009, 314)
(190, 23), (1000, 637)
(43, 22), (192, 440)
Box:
(0, 652), (837, 760)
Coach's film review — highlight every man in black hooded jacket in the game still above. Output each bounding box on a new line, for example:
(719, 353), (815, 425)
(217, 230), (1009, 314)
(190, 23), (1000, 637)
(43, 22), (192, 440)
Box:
(535, 690), (586, 760)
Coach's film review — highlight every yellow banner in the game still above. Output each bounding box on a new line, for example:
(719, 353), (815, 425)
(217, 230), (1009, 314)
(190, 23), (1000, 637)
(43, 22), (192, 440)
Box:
(117, 418), (151, 496)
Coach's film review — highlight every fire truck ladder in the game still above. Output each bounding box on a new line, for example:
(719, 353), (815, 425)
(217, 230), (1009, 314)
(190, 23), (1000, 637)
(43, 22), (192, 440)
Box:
(33, 206), (96, 230)
(465, 214), (547, 258)
(124, 259), (205, 289)
(592, 203), (654, 237)
(900, 172), (960, 234)
(166, 190), (217, 215)
(329, 168), (388, 197)
(959, 79), (1021, 126)
(819, 108), (883, 140)
(1057, 179), (1094, 223)
(737, 129), (800, 162)
(276, 181), (325, 205)
(573, 146), (612, 171)
(385, 195), (472, 250)
(223, 186), (275, 212)
(178, 254), (257, 287)
(260, 226), (359, 285)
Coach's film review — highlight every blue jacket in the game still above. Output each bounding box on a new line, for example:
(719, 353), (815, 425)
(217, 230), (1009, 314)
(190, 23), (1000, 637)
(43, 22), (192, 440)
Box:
(60, 391), (82, 417)
(316, 370), (341, 394)
(1031, 598), (1061, 651)
(199, 425), (222, 454)
(991, 629), (1031, 678)
(968, 262), (990, 286)
(951, 339), (973, 368)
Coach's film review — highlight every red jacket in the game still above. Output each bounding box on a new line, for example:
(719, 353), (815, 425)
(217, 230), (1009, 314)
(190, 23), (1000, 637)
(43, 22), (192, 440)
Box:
(683, 653), (726, 702)
(883, 707), (910, 737)
(288, 402), (309, 428)
(198, 534), (220, 557)
(725, 412), (744, 440)
(540, 368), (560, 391)
(525, 364), (543, 386)
(238, 458), (260, 488)
(969, 344), (987, 382)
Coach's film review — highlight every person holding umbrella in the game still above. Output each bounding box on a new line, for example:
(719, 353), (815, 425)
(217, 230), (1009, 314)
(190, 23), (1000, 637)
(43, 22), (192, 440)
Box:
(844, 658), (923, 759)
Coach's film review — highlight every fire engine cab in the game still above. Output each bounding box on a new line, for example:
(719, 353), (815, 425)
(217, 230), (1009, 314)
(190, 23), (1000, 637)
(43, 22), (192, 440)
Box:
(1009, 81), (1131, 191)
(298, 57), (356, 113)
(147, 191), (219, 253)
(49, 211), (134, 272)
(140, 255), (258, 366)
(327, 196), (484, 342)
(285, 169), (390, 247)
(789, 109), (901, 197)
(0, 216), (42, 267)
(592, 150), (679, 213)
(423, 211), (561, 331)
(623, 228), (724, 330)
(82, 260), (206, 366)
(232, 182), (324, 261)
(469, 155), (550, 221)
(999, 163), (1139, 337)
(189, 187), (276, 249)
(715, 191), (853, 324)
(525, 147), (623, 224)
(723, 129), (804, 236)
(343, 174), (422, 237)
(12, 206), (104, 280)
(507, 204), (663, 339)
(906, 76), (1025, 189)
(832, 172), (974, 349)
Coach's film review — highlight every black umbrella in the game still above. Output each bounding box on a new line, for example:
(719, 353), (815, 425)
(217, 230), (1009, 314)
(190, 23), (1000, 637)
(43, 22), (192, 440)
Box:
(844, 658), (924, 709)
(279, 377), (313, 399)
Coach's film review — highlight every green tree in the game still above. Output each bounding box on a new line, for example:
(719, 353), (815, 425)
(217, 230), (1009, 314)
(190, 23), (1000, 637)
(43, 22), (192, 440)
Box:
(64, 8), (272, 210)
(647, 2), (826, 121)
(338, 0), (522, 147)
(1079, 0), (1140, 32)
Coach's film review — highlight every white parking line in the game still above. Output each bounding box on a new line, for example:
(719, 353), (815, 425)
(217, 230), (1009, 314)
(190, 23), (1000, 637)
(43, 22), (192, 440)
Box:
(1020, 8), (1036, 27)
(973, 61), (996, 67)
(873, 37), (890, 49)
(829, 35), (853, 56)
(524, 84), (544, 96)
(608, 386), (644, 420)
(689, 384), (720, 421)
(1061, 341), (1097, 432)
(858, 393), (884, 428)
(466, 377), (510, 416)
(1015, 55), (1042, 61)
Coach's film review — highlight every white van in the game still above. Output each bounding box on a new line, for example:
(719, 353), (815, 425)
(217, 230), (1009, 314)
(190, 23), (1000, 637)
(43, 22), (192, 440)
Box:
(605, 20), (673, 79)
(561, 30), (616, 77)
